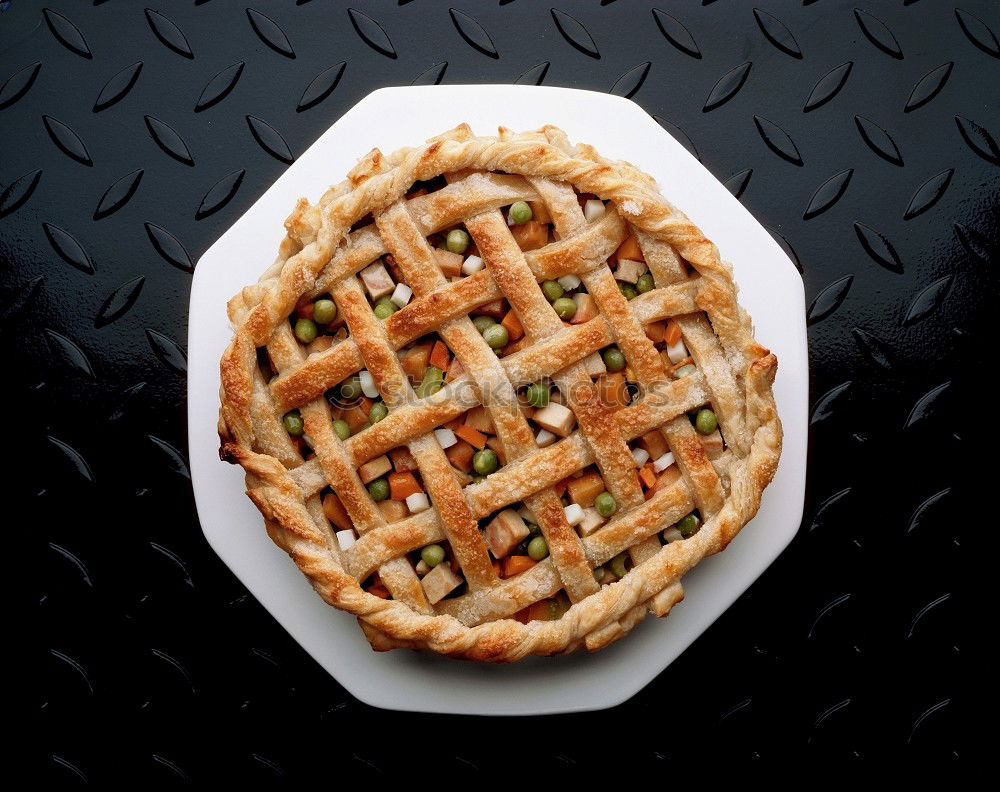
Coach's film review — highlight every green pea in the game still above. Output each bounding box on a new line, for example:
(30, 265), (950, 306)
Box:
(340, 376), (362, 400)
(527, 535), (549, 561)
(472, 316), (496, 334)
(552, 297), (577, 320)
(373, 297), (397, 320)
(313, 299), (337, 324)
(446, 228), (470, 254)
(544, 600), (559, 620)
(695, 408), (717, 435)
(594, 491), (616, 518)
(472, 448), (499, 475)
(332, 419), (350, 441)
(282, 410), (304, 436)
(294, 318), (318, 344)
(368, 402), (388, 423)
(593, 566), (605, 581)
(482, 323), (509, 350)
(527, 522), (542, 535)
(618, 282), (638, 301)
(367, 478), (389, 501)
(526, 382), (549, 408)
(673, 363), (697, 379)
(471, 474), (486, 484)
(415, 365), (444, 398)
(677, 513), (700, 537)
(509, 201), (532, 225)
(636, 273), (655, 294)
(602, 346), (626, 372)
(610, 552), (629, 579)
(421, 544), (445, 567)
(541, 280), (564, 302)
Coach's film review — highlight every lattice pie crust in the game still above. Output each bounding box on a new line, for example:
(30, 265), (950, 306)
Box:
(218, 124), (781, 661)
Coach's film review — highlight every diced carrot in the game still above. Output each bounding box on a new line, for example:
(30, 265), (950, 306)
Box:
(388, 470), (422, 501)
(444, 415), (465, 431)
(445, 438), (475, 472)
(322, 492), (353, 531)
(367, 583), (391, 599)
(378, 499), (408, 522)
(644, 321), (665, 344)
(359, 396), (374, 416)
(486, 435), (506, 465)
(295, 302), (314, 320)
(528, 600), (556, 622)
(665, 320), (682, 347)
(429, 340), (450, 372)
(615, 235), (644, 263)
(598, 372), (628, 409)
(454, 424), (487, 449)
(503, 555), (537, 578)
(645, 464), (682, 500)
(566, 470), (605, 508)
(639, 463), (657, 488)
(465, 406), (494, 434)
(639, 430), (669, 460)
(501, 310), (524, 342)
(571, 293), (598, 324)
(446, 356), (464, 380)
(473, 299), (507, 319)
(342, 404), (369, 432)
(400, 343), (433, 385)
(511, 220), (548, 251)
(528, 200), (551, 224)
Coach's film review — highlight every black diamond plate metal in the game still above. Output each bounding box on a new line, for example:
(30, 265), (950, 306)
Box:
(10, 0), (981, 776)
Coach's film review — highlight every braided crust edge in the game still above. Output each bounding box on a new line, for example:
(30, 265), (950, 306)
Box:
(218, 126), (782, 662)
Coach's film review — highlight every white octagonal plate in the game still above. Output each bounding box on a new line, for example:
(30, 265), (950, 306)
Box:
(188, 85), (808, 716)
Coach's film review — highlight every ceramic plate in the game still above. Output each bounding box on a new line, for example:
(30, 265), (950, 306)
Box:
(188, 85), (807, 715)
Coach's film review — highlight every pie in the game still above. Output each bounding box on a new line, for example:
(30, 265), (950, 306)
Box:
(218, 124), (781, 661)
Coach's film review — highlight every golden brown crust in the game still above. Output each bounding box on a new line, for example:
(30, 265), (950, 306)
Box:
(218, 125), (782, 661)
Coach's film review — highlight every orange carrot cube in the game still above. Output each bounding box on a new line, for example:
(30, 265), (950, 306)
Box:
(501, 310), (524, 342)
(322, 492), (353, 531)
(511, 220), (548, 251)
(445, 438), (475, 472)
(388, 470), (422, 501)
(454, 424), (487, 450)
(566, 470), (605, 508)
(429, 340), (450, 372)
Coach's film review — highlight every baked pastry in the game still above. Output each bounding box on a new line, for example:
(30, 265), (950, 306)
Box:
(218, 124), (781, 661)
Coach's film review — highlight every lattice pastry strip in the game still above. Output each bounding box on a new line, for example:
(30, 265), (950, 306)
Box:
(219, 124), (781, 661)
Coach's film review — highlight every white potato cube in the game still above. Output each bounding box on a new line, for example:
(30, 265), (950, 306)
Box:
(415, 559), (430, 576)
(533, 402), (576, 437)
(462, 255), (484, 275)
(405, 492), (430, 513)
(557, 273), (581, 290)
(631, 447), (650, 467)
(535, 429), (557, 447)
(390, 282), (412, 308)
(563, 503), (584, 526)
(662, 527), (684, 543)
(653, 452), (676, 472)
(582, 351), (606, 377)
(665, 338), (688, 364)
(583, 199), (605, 221)
(434, 428), (458, 449)
(335, 529), (356, 551)
(358, 369), (379, 398)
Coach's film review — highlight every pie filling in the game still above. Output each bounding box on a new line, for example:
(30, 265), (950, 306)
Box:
(274, 178), (727, 619)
